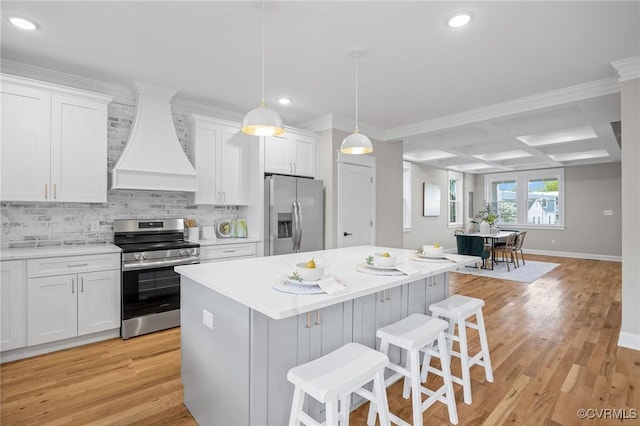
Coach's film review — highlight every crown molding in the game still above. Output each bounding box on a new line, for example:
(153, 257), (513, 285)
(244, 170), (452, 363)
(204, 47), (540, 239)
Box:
(297, 113), (387, 141)
(0, 59), (134, 104)
(385, 76), (621, 140)
(611, 56), (640, 82)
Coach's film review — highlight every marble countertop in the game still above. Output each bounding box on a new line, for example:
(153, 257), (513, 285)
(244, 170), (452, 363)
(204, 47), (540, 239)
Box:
(0, 243), (121, 261)
(176, 245), (478, 320)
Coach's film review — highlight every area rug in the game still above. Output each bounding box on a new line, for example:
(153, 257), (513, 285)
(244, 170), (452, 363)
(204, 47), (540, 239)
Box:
(453, 260), (560, 283)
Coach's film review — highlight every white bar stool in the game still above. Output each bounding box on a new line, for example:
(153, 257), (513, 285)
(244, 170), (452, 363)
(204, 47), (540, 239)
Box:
(368, 314), (458, 426)
(428, 295), (494, 405)
(287, 342), (391, 426)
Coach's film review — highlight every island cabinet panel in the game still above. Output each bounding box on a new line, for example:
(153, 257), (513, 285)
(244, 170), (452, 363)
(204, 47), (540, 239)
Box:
(250, 302), (353, 425)
(181, 277), (251, 426)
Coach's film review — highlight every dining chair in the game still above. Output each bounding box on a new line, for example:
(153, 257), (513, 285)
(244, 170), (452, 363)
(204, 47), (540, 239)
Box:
(513, 231), (527, 267)
(492, 232), (517, 271)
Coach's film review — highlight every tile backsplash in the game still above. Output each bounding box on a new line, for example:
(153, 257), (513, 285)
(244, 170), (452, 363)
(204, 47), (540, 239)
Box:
(1, 102), (237, 249)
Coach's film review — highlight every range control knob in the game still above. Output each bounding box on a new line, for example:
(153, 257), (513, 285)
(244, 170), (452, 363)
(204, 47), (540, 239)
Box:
(179, 249), (187, 256)
(133, 253), (141, 261)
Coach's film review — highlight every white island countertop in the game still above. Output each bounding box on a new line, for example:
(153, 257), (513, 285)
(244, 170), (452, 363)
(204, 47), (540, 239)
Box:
(175, 245), (478, 320)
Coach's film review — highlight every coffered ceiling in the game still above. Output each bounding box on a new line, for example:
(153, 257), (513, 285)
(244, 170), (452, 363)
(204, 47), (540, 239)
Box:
(1, 1), (638, 173)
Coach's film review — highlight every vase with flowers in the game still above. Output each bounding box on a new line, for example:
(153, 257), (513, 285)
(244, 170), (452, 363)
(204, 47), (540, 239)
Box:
(474, 202), (497, 234)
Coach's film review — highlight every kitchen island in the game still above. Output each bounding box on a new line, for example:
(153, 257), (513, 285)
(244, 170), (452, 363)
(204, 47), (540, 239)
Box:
(175, 245), (478, 425)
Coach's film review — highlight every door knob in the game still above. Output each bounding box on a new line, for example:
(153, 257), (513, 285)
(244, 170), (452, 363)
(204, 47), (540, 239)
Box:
(343, 232), (353, 237)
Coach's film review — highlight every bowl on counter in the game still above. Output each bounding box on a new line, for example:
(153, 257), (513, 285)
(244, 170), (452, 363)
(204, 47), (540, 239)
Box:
(295, 262), (325, 281)
(373, 252), (397, 267)
(421, 245), (444, 257)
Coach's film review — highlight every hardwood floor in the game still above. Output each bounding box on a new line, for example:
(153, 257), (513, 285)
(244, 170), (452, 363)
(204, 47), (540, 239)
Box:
(2, 255), (638, 425)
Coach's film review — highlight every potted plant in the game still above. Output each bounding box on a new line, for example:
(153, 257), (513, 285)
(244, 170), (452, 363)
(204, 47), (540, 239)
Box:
(474, 202), (497, 233)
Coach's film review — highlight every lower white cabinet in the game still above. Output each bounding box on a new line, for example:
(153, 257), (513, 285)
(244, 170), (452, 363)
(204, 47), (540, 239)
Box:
(1, 260), (27, 351)
(26, 254), (120, 346)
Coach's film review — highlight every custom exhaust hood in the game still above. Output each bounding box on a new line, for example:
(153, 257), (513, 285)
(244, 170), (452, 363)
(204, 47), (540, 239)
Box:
(111, 82), (198, 192)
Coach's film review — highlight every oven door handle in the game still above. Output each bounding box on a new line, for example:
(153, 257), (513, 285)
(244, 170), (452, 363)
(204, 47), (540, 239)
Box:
(122, 256), (200, 271)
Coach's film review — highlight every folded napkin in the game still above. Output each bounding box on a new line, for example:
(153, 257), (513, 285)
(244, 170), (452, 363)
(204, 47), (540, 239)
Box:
(394, 263), (419, 275)
(316, 276), (348, 295)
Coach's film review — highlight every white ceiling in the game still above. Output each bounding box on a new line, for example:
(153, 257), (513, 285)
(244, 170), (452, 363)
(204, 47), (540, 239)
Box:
(1, 1), (638, 173)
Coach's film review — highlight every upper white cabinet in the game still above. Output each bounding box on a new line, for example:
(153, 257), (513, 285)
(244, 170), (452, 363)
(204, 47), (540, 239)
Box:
(264, 131), (316, 177)
(188, 114), (249, 205)
(0, 74), (113, 203)
(1, 260), (27, 352)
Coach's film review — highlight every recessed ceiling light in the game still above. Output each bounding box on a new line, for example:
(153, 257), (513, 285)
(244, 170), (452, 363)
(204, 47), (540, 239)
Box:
(447, 12), (472, 28)
(278, 98), (291, 105)
(9, 16), (38, 31)
(516, 126), (597, 147)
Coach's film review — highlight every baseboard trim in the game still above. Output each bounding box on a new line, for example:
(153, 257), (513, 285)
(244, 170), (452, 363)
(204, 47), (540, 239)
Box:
(618, 331), (640, 351)
(523, 249), (622, 262)
(0, 329), (120, 363)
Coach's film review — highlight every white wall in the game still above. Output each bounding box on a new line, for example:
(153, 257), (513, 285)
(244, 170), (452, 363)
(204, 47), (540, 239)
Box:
(473, 163), (622, 258)
(403, 164), (461, 252)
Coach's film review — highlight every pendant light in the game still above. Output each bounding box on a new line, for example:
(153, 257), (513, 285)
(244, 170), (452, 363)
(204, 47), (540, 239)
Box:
(340, 51), (373, 154)
(242, 3), (284, 137)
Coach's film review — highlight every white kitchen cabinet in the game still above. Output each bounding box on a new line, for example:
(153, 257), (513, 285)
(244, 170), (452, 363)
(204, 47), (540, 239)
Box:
(26, 254), (120, 346)
(0, 74), (112, 203)
(199, 242), (257, 263)
(1, 260), (27, 351)
(188, 114), (249, 205)
(264, 130), (316, 177)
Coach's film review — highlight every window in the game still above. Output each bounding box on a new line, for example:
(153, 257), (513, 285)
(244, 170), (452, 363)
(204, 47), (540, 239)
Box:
(403, 161), (412, 231)
(485, 168), (564, 228)
(448, 171), (463, 227)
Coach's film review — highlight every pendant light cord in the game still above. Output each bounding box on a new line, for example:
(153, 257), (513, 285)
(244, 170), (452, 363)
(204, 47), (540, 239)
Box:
(261, 3), (265, 104)
(355, 53), (359, 131)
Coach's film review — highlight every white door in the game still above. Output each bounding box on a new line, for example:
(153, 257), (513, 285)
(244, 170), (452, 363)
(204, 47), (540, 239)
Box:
(338, 158), (375, 248)
(220, 125), (248, 205)
(77, 270), (120, 336)
(292, 133), (316, 177)
(51, 94), (108, 203)
(0, 82), (51, 201)
(1, 260), (27, 351)
(264, 134), (293, 175)
(27, 274), (78, 345)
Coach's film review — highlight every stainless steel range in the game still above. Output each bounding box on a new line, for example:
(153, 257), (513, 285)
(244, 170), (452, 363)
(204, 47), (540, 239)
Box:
(114, 219), (200, 339)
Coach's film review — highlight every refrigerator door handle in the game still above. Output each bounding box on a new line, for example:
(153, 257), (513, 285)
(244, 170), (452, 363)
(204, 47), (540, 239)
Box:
(292, 202), (298, 251)
(296, 202), (303, 250)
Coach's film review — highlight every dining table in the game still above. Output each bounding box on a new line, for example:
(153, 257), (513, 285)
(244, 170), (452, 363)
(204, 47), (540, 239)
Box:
(459, 231), (517, 270)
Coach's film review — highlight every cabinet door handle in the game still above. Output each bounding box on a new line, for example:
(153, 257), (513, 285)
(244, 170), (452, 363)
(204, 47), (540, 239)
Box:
(80, 277), (84, 293)
(53, 184), (57, 200)
(293, 163), (296, 173)
(223, 192), (226, 203)
(315, 309), (320, 326)
(217, 191), (221, 202)
(385, 289), (391, 301)
(68, 263), (88, 268)
(222, 250), (236, 253)
(305, 312), (312, 328)
(380, 291), (385, 303)
(44, 183), (48, 200)
(71, 278), (75, 294)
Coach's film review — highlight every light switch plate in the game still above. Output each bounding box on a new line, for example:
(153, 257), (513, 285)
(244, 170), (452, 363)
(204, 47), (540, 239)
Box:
(603, 210), (613, 216)
(202, 309), (213, 329)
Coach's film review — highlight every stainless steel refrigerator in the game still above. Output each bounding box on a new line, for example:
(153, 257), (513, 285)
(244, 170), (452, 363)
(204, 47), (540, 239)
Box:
(264, 175), (324, 256)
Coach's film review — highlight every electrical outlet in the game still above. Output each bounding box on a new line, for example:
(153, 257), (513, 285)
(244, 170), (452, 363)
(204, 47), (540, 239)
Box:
(603, 210), (613, 216)
(551, 239), (556, 245)
(202, 309), (213, 329)
(90, 221), (100, 232)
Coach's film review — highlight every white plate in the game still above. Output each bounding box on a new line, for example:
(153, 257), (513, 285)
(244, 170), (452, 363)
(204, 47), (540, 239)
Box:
(416, 252), (446, 259)
(365, 263), (398, 270)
